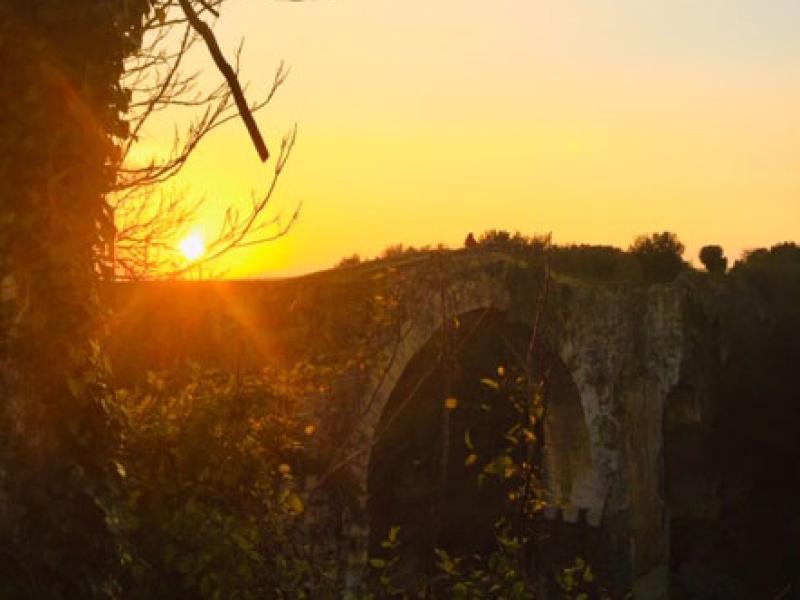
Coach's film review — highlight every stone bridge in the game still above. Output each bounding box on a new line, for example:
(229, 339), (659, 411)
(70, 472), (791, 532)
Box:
(112, 250), (691, 598)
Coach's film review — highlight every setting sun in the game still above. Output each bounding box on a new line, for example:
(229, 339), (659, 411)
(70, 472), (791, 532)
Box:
(179, 232), (205, 262)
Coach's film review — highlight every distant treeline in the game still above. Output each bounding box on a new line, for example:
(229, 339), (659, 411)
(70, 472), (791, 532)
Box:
(336, 230), (799, 285)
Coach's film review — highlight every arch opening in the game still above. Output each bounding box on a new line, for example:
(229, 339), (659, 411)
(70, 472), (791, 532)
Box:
(366, 308), (612, 589)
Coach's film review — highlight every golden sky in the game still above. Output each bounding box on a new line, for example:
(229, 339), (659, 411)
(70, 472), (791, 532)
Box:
(139, 0), (800, 277)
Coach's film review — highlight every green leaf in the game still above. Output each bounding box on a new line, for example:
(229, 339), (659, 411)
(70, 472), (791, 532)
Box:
(464, 428), (474, 450)
(388, 525), (400, 543)
(453, 582), (468, 595)
(434, 548), (457, 575)
(282, 492), (304, 515)
(480, 378), (499, 390)
(369, 558), (386, 569)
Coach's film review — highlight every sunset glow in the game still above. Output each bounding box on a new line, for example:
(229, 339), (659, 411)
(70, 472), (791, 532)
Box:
(134, 0), (800, 278)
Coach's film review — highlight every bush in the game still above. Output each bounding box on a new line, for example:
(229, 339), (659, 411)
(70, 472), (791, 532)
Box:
(111, 369), (339, 598)
(629, 232), (687, 283)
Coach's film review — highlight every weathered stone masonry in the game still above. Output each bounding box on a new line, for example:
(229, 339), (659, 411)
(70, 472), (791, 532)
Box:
(345, 257), (684, 598)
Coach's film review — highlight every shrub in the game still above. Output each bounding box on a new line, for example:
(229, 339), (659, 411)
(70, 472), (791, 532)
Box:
(111, 369), (339, 598)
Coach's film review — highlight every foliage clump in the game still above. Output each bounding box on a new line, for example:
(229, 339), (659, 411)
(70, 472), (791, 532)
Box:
(0, 0), (154, 595)
(628, 231), (688, 283)
(699, 245), (727, 274)
(111, 368), (344, 598)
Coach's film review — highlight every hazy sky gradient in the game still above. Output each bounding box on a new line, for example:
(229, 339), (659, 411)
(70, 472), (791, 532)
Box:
(142, 0), (800, 276)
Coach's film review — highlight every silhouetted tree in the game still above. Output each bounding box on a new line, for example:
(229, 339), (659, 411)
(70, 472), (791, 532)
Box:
(629, 231), (687, 283)
(1, 2), (156, 594)
(477, 229), (549, 254)
(478, 229), (513, 247)
(733, 243), (800, 273)
(0, 0), (292, 594)
(464, 232), (477, 248)
(550, 244), (638, 281)
(336, 253), (362, 268)
(699, 245), (727, 274)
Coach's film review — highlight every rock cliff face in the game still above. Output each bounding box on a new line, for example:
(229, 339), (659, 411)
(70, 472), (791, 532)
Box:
(108, 250), (800, 598)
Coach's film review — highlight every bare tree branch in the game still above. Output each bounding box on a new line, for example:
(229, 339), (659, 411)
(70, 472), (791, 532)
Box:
(177, 0), (269, 162)
(105, 0), (298, 281)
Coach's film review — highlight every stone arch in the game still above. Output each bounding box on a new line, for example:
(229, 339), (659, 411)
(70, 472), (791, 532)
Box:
(360, 276), (512, 437)
(341, 269), (684, 598)
(365, 309), (534, 563)
(338, 275), (514, 583)
(356, 298), (651, 598)
(346, 275), (601, 544)
(359, 294), (606, 574)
